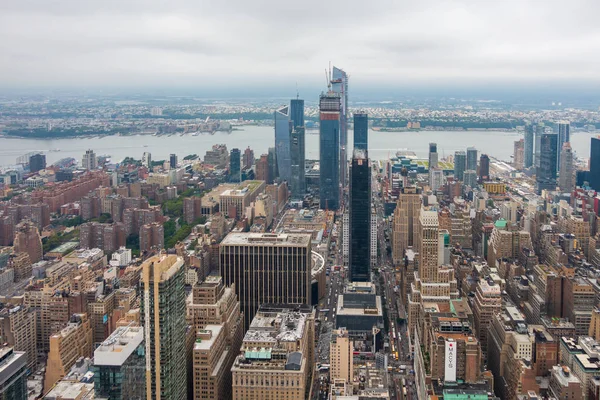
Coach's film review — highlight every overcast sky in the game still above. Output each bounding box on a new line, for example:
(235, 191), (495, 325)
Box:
(1, 0), (599, 94)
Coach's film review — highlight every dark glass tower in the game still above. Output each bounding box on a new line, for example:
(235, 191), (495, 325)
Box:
(353, 112), (368, 151)
(332, 67), (348, 190)
(319, 93), (341, 210)
(590, 137), (600, 191)
(429, 143), (438, 169)
(466, 147), (478, 171)
(557, 121), (570, 171)
(267, 147), (278, 183)
(534, 123), (545, 169)
(479, 154), (490, 181)
(524, 123), (534, 168)
(169, 153), (177, 169)
(536, 133), (558, 194)
(290, 99), (304, 129)
(454, 151), (466, 181)
(349, 149), (371, 282)
(229, 148), (241, 182)
(290, 126), (306, 199)
(274, 106), (291, 183)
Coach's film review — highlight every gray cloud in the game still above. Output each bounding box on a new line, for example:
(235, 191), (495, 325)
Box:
(0, 0), (599, 89)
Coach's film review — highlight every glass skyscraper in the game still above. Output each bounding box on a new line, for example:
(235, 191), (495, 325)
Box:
(466, 147), (478, 171)
(290, 99), (304, 129)
(229, 148), (241, 182)
(557, 121), (570, 171)
(353, 112), (368, 151)
(331, 67), (348, 189)
(454, 151), (466, 181)
(524, 123), (534, 168)
(319, 93), (341, 210)
(290, 126), (306, 199)
(274, 106), (292, 183)
(590, 137), (600, 192)
(536, 133), (558, 194)
(534, 123), (545, 169)
(349, 149), (371, 282)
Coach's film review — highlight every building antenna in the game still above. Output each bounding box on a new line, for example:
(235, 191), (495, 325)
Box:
(296, 82), (299, 100)
(325, 69), (331, 91)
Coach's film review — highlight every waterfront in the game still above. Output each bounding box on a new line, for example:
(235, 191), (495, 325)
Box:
(0, 126), (596, 166)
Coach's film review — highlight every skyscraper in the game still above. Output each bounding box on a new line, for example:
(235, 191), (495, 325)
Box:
(559, 142), (574, 193)
(349, 149), (371, 282)
(479, 154), (490, 181)
(428, 143), (438, 169)
(290, 126), (306, 199)
(466, 147), (478, 171)
(290, 98), (304, 129)
(534, 123), (545, 169)
(454, 151), (466, 181)
(591, 137), (600, 191)
(219, 232), (312, 328)
(536, 133), (558, 194)
(353, 112), (368, 151)
(331, 67), (348, 189)
(29, 154), (46, 173)
(514, 139), (525, 170)
(255, 154), (270, 184)
(557, 121), (570, 170)
(242, 147), (254, 169)
(141, 254), (187, 400)
(169, 153), (177, 169)
(229, 148), (241, 183)
(142, 152), (152, 168)
(82, 149), (97, 171)
(392, 186), (422, 265)
(267, 147), (278, 184)
(274, 106), (292, 183)
(319, 92), (341, 210)
(524, 123), (534, 168)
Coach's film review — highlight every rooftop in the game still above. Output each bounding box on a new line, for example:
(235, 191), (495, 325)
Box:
(94, 325), (143, 366)
(194, 325), (223, 351)
(221, 232), (312, 247)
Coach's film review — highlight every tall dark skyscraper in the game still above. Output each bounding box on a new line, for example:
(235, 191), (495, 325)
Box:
(331, 67), (348, 190)
(267, 147), (278, 183)
(524, 123), (534, 168)
(353, 112), (368, 151)
(229, 148), (241, 182)
(349, 149), (371, 282)
(590, 137), (600, 191)
(169, 153), (177, 169)
(454, 151), (466, 181)
(274, 105), (291, 183)
(479, 154), (490, 181)
(466, 147), (478, 171)
(428, 143), (438, 169)
(319, 92), (341, 210)
(290, 98), (304, 129)
(536, 133), (558, 194)
(289, 98), (305, 199)
(557, 121), (570, 171)
(290, 126), (306, 199)
(534, 123), (545, 169)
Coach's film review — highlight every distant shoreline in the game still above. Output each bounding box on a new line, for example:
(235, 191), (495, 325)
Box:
(0, 128), (521, 140)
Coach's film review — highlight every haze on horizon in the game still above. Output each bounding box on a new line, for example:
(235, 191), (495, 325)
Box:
(1, 0), (600, 97)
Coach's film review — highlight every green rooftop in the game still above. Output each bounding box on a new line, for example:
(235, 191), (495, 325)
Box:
(244, 348), (272, 360)
(49, 241), (79, 255)
(494, 219), (507, 229)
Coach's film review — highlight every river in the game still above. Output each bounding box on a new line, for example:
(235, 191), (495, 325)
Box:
(0, 126), (596, 166)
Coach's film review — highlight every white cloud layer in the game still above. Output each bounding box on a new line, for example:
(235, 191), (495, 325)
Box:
(1, 0), (599, 89)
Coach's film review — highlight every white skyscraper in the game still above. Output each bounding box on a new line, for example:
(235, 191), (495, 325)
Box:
(371, 211), (377, 266)
(81, 149), (97, 171)
(342, 213), (349, 266)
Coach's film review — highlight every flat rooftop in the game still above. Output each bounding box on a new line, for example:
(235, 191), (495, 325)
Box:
(94, 325), (143, 366)
(244, 311), (307, 344)
(221, 232), (312, 247)
(194, 325), (223, 351)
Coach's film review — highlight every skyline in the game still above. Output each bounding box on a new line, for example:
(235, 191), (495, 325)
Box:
(2, 0), (600, 95)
